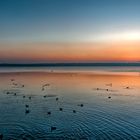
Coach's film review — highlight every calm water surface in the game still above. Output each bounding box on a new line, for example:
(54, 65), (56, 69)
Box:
(0, 67), (140, 140)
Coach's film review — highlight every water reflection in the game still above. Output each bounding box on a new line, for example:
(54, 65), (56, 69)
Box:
(0, 71), (140, 139)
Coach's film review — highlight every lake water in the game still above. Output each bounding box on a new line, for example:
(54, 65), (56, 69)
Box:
(0, 66), (140, 140)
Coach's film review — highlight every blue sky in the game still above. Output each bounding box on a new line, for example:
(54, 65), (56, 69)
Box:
(0, 0), (140, 63)
(1, 0), (140, 42)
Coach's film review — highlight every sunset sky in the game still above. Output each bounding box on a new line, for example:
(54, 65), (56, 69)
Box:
(0, 0), (140, 63)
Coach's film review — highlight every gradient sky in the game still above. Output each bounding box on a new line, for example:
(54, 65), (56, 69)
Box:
(0, 0), (140, 63)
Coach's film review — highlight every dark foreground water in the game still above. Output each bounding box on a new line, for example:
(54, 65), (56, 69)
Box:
(0, 67), (140, 140)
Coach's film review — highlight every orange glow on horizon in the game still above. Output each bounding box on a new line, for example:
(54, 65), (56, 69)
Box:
(0, 41), (140, 62)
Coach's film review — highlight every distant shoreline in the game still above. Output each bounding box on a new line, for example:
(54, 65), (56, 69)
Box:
(0, 70), (139, 77)
(0, 63), (140, 67)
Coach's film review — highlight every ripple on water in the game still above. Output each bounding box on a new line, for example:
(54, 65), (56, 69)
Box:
(1, 91), (140, 139)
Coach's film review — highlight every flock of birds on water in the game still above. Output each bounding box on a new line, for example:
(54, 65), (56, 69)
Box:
(93, 83), (133, 99)
(0, 78), (86, 140)
(0, 77), (134, 140)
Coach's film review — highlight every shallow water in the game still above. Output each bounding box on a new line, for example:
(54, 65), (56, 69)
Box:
(0, 67), (140, 139)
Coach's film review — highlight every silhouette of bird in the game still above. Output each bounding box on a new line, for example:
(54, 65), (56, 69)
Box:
(43, 84), (50, 87)
(126, 86), (130, 89)
(25, 109), (30, 114)
(47, 111), (51, 115)
(73, 110), (76, 113)
(25, 104), (29, 108)
(51, 126), (56, 132)
(59, 108), (63, 111)
(43, 95), (47, 98)
(108, 96), (111, 99)
(11, 79), (15, 81)
(0, 133), (3, 140)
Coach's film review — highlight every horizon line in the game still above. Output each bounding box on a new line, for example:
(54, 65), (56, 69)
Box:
(0, 62), (140, 67)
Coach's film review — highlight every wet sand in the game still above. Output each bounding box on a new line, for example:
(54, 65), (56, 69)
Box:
(0, 70), (140, 139)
